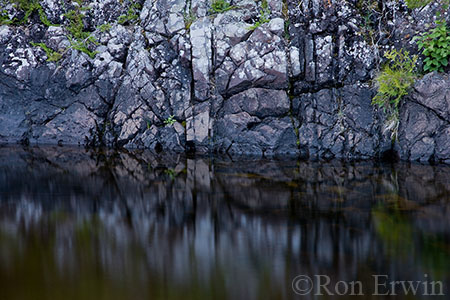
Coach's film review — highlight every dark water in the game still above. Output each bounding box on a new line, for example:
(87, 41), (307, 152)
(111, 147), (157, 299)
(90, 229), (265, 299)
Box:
(0, 146), (449, 299)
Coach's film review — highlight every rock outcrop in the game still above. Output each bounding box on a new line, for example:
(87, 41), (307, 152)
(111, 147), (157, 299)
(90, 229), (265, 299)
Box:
(397, 72), (450, 163)
(0, 0), (449, 162)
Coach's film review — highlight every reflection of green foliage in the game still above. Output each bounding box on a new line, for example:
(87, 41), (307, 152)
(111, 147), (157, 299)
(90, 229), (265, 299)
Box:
(419, 235), (450, 278)
(75, 217), (103, 247)
(373, 206), (450, 279)
(164, 168), (176, 180)
(373, 208), (414, 255)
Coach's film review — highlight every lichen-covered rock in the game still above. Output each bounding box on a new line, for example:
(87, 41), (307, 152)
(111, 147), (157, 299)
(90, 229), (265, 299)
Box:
(215, 17), (288, 97)
(287, 0), (377, 93)
(0, 0), (449, 162)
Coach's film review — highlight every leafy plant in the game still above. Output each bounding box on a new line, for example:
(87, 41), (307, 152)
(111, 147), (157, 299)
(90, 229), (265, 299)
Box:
(372, 49), (418, 141)
(64, 9), (87, 40)
(97, 23), (112, 33)
(64, 5), (99, 58)
(209, 0), (236, 14)
(164, 115), (176, 127)
(30, 42), (62, 62)
(0, 9), (13, 25)
(68, 36), (98, 58)
(183, 9), (196, 29)
(284, 19), (290, 39)
(118, 2), (141, 25)
(248, 0), (270, 30)
(1, 0), (57, 26)
(415, 20), (450, 73)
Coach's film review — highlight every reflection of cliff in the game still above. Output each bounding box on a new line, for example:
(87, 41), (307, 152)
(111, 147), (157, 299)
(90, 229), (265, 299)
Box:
(0, 146), (449, 299)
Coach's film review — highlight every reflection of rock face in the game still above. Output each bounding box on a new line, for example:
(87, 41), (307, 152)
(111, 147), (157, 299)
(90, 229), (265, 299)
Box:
(0, 146), (449, 299)
(0, 0), (449, 162)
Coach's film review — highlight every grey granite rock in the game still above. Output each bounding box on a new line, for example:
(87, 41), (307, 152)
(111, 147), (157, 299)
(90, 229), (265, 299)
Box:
(397, 73), (450, 163)
(0, 0), (448, 162)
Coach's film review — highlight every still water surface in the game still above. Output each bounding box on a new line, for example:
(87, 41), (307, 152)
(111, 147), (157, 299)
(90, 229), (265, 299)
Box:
(0, 146), (449, 299)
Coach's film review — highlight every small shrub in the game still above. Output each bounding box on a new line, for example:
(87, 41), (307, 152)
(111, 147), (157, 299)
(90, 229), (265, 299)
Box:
(372, 49), (418, 141)
(373, 49), (418, 110)
(415, 20), (450, 73)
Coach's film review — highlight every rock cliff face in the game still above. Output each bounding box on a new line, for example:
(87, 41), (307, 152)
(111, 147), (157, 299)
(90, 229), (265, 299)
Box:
(0, 0), (449, 162)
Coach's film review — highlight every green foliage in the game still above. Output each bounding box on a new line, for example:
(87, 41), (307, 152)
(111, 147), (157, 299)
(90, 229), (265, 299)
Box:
(1, 0), (57, 26)
(183, 9), (196, 30)
(68, 36), (98, 58)
(284, 20), (290, 39)
(97, 23), (112, 33)
(248, 0), (270, 30)
(415, 21), (450, 73)
(373, 49), (417, 110)
(164, 115), (176, 127)
(118, 2), (141, 25)
(0, 9), (14, 25)
(64, 5), (99, 58)
(405, 0), (431, 9)
(209, 0), (236, 14)
(30, 41), (62, 62)
(64, 9), (87, 40)
(372, 49), (417, 141)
